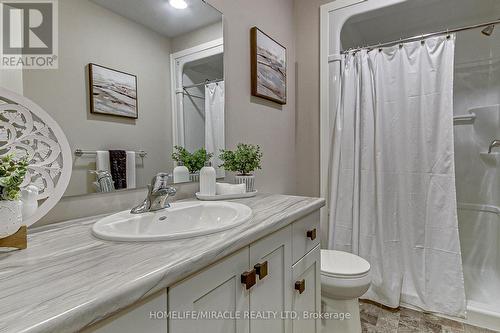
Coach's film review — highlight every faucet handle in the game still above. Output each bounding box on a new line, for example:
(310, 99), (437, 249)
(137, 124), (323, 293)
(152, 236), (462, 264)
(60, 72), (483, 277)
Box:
(150, 172), (170, 190)
(149, 173), (176, 196)
(488, 140), (500, 154)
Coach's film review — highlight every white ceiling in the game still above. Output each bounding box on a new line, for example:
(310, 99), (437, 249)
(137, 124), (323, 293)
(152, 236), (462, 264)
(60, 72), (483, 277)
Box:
(341, 0), (500, 50)
(184, 53), (223, 78)
(90, 0), (222, 38)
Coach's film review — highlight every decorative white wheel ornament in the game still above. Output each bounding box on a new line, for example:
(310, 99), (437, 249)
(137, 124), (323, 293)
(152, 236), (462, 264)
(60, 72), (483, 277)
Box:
(0, 87), (72, 227)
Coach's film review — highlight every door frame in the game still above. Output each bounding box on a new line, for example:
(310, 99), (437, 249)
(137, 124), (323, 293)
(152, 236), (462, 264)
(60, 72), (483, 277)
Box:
(170, 38), (224, 148)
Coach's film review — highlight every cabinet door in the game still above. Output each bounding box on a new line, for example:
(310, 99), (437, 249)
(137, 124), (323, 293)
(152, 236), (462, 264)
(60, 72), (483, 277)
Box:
(168, 248), (250, 333)
(249, 226), (293, 333)
(291, 245), (321, 333)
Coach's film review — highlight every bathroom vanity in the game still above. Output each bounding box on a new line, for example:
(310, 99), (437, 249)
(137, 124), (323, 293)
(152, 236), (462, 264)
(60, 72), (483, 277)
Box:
(0, 194), (324, 333)
(0, 0), (324, 331)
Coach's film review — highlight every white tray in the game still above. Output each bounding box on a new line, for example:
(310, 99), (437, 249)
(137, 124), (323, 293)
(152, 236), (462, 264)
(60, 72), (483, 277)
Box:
(196, 190), (258, 201)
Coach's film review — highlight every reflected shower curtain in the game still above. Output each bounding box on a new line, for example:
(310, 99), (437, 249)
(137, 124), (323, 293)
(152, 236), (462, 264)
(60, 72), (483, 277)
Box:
(205, 81), (225, 178)
(328, 35), (466, 316)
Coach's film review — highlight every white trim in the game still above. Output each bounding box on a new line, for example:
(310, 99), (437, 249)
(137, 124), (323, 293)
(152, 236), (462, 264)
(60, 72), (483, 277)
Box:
(0, 87), (72, 227)
(170, 38), (224, 149)
(321, 0), (366, 12)
(319, 2), (332, 246)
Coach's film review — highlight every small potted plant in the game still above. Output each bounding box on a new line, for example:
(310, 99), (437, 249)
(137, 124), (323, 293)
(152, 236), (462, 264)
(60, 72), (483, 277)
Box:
(172, 146), (213, 182)
(219, 143), (262, 192)
(0, 155), (28, 238)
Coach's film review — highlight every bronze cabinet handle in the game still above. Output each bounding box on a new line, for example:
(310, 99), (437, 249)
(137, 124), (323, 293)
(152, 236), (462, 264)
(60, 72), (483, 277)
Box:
(254, 261), (268, 280)
(295, 279), (306, 294)
(306, 228), (317, 241)
(241, 270), (257, 290)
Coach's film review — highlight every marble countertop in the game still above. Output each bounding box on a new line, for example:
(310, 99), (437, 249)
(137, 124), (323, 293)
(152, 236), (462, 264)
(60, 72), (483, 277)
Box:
(0, 194), (324, 333)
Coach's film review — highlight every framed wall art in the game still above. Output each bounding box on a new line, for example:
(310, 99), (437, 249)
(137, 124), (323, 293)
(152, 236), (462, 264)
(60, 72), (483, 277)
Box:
(89, 63), (138, 119)
(250, 27), (287, 105)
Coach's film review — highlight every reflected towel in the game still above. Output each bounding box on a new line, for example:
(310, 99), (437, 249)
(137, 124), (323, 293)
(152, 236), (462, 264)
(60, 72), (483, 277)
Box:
(109, 150), (127, 190)
(96, 151), (110, 172)
(126, 151), (136, 189)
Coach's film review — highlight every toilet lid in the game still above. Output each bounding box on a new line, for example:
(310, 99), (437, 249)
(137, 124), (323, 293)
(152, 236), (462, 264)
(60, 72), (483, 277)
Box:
(321, 250), (370, 278)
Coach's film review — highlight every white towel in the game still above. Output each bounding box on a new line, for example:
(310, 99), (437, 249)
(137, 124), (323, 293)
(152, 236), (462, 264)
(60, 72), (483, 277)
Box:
(126, 151), (136, 189)
(216, 183), (246, 195)
(96, 151), (110, 171)
(95, 150), (136, 189)
(205, 82), (225, 178)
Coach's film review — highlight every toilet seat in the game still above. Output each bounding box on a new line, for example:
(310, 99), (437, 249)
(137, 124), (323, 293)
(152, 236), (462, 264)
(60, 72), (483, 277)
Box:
(321, 250), (370, 279)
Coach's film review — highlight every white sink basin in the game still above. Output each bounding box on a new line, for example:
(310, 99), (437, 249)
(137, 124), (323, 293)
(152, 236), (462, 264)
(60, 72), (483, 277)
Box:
(92, 201), (252, 242)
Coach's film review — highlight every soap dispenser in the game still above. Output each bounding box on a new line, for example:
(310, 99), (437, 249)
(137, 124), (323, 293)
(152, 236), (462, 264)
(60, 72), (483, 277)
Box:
(173, 161), (190, 183)
(21, 185), (39, 221)
(200, 161), (216, 196)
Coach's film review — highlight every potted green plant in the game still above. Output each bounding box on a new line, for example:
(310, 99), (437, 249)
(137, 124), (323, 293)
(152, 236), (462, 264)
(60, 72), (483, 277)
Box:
(219, 143), (263, 192)
(172, 146), (213, 182)
(0, 155), (28, 238)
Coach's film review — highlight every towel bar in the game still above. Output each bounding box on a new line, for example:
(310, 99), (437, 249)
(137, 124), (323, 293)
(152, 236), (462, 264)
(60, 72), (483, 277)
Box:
(74, 149), (147, 158)
(453, 113), (476, 124)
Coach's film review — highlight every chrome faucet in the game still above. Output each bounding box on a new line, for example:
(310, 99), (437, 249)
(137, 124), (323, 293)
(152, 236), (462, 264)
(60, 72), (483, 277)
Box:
(488, 140), (500, 154)
(131, 173), (177, 214)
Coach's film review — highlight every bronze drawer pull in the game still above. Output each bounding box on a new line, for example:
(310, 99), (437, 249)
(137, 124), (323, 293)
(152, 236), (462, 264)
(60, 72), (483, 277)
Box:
(241, 270), (257, 290)
(306, 228), (317, 241)
(254, 261), (268, 280)
(295, 279), (306, 294)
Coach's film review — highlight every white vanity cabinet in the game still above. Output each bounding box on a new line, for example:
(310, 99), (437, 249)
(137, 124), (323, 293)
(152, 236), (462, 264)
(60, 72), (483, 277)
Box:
(169, 210), (320, 333)
(87, 210), (321, 333)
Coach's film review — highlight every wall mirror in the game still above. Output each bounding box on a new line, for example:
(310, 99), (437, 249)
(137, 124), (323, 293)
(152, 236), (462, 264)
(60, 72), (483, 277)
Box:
(19, 0), (224, 197)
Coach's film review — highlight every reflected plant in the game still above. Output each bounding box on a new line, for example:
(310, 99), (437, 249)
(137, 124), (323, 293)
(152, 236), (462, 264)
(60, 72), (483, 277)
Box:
(172, 146), (213, 174)
(0, 154), (29, 201)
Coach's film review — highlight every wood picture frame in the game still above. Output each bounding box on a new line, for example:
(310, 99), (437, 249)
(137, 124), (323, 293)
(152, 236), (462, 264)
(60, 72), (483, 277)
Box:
(89, 63), (138, 119)
(250, 27), (287, 105)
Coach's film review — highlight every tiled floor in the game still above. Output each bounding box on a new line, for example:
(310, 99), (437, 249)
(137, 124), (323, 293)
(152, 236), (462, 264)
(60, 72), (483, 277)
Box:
(360, 301), (500, 333)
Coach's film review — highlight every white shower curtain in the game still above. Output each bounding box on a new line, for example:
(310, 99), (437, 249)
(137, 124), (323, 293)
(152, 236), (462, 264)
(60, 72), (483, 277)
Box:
(328, 35), (466, 316)
(205, 81), (225, 178)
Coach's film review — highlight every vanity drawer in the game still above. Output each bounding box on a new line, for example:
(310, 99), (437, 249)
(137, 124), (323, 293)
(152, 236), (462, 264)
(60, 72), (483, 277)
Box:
(292, 211), (320, 264)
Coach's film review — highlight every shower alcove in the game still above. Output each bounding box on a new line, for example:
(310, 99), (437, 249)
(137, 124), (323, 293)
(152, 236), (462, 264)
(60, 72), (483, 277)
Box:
(320, 0), (500, 330)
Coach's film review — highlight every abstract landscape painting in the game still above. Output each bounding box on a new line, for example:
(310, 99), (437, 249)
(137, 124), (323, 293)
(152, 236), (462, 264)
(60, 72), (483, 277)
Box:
(251, 27), (287, 105)
(89, 64), (138, 119)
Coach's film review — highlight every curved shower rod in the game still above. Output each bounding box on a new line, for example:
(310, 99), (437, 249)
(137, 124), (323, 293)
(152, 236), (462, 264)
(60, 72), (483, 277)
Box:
(342, 18), (500, 54)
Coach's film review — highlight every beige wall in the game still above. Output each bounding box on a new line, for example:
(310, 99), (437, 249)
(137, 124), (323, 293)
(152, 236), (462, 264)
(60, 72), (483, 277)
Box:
(0, 69), (23, 95)
(23, 0), (173, 197)
(294, 0), (333, 197)
(207, 0), (297, 194)
(171, 21), (223, 54)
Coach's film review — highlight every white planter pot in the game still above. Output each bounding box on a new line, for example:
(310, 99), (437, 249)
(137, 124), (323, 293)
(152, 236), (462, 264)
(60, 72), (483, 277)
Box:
(0, 200), (22, 238)
(189, 173), (200, 183)
(235, 174), (255, 193)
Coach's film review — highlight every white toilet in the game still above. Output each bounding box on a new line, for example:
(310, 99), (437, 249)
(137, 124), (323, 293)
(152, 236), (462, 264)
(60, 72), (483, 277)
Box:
(321, 250), (371, 333)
